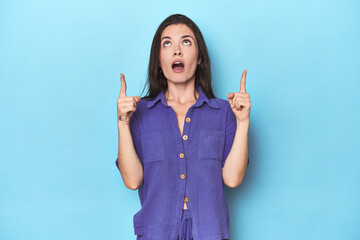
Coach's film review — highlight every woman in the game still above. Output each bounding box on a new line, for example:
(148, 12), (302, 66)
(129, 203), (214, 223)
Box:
(116, 14), (250, 240)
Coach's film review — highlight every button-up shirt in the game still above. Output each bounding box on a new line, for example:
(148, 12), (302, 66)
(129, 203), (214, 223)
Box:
(115, 85), (249, 240)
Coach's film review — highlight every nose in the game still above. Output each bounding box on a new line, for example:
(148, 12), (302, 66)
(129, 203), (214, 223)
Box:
(173, 46), (183, 56)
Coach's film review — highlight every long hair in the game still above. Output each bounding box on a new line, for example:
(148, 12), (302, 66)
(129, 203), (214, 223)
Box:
(142, 14), (216, 99)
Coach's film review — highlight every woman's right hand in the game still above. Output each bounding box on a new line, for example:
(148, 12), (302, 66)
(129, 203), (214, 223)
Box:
(117, 73), (140, 127)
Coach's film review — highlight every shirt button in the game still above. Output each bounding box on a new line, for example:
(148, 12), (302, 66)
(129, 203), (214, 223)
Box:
(179, 153), (184, 158)
(180, 174), (186, 179)
(182, 135), (188, 141)
(184, 196), (189, 202)
(185, 117), (191, 123)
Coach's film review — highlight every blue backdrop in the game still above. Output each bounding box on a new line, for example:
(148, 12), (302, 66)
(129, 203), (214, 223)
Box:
(1, 0), (359, 239)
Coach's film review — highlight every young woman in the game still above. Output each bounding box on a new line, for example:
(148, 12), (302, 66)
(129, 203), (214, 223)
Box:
(116, 14), (250, 240)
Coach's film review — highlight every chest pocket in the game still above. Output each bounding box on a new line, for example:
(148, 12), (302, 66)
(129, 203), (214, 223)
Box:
(141, 132), (165, 163)
(199, 129), (225, 161)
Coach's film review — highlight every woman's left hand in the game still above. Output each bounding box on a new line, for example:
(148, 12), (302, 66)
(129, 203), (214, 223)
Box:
(227, 70), (251, 122)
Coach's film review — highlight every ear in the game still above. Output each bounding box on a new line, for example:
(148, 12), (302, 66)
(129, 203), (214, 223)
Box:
(197, 58), (201, 65)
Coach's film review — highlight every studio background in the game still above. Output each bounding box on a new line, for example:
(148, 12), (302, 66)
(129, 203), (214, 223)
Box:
(0, 0), (359, 239)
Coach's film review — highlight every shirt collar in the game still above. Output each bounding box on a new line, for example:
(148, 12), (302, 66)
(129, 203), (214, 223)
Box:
(146, 85), (220, 109)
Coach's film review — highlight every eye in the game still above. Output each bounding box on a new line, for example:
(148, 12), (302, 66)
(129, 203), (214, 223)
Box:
(183, 39), (191, 45)
(163, 41), (171, 47)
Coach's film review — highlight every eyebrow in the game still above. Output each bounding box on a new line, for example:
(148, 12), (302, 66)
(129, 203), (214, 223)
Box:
(161, 35), (195, 41)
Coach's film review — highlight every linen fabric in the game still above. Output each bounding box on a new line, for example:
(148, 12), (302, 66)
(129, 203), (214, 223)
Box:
(115, 85), (249, 240)
(137, 208), (194, 240)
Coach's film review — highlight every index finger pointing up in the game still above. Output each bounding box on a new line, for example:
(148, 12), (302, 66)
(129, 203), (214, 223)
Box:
(240, 69), (247, 93)
(119, 73), (127, 97)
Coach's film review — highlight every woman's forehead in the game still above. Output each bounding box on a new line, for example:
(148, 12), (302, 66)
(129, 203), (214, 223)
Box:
(161, 24), (196, 39)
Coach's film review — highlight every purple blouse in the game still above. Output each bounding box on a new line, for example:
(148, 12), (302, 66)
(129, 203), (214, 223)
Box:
(115, 85), (249, 240)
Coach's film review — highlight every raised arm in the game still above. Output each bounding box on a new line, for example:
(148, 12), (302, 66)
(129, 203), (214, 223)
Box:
(223, 70), (251, 188)
(116, 73), (143, 190)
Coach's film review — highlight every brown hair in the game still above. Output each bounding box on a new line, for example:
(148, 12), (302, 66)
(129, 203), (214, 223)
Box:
(142, 14), (216, 99)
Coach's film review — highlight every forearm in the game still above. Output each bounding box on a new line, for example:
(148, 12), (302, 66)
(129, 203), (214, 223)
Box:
(222, 119), (249, 188)
(117, 123), (143, 190)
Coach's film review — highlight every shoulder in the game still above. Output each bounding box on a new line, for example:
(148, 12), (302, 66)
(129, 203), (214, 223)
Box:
(137, 97), (151, 108)
(131, 97), (160, 121)
(210, 98), (236, 123)
(134, 97), (155, 111)
(209, 97), (231, 111)
(130, 98), (149, 120)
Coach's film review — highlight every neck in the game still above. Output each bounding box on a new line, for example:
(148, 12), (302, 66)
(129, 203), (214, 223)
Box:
(164, 79), (199, 105)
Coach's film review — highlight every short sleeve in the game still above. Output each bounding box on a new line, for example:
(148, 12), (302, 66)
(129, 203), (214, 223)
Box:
(222, 103), (250, 168)
(115, 108), (143, 169)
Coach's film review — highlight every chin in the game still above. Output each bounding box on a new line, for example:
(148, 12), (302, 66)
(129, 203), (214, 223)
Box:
(165, 74), (195, 84)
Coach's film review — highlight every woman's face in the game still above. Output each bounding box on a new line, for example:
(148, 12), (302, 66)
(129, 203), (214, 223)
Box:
(159, 24), (200, 85)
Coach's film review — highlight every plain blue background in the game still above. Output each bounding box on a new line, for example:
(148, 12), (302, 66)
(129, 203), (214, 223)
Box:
(1, 0), (359, 239)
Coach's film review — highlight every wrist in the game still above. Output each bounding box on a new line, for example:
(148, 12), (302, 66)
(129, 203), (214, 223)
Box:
(236, 119), (249, 128)
(118, 121), (130, 130)
(236, 118), (249, 124)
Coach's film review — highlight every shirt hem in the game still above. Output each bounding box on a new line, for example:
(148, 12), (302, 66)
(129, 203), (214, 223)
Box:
(196, 232), (230, 240)
(135, 228), (230, 240)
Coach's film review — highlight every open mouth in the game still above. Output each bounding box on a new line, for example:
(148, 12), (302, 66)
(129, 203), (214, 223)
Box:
(172, 61), (185, 71)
